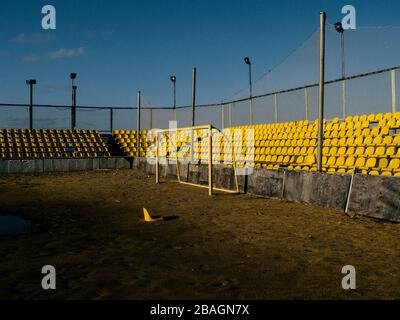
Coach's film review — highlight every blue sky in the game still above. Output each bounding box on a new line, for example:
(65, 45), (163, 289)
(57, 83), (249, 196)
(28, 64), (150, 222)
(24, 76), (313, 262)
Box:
(0, 0), (400, 111)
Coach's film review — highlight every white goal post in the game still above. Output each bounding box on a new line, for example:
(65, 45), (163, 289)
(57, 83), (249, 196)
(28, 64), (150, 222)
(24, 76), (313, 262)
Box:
(151, 124), (239, 196)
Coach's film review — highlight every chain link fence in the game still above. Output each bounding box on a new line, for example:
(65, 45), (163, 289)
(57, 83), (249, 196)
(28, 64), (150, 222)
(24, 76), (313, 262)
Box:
(0, 66), (398, 132)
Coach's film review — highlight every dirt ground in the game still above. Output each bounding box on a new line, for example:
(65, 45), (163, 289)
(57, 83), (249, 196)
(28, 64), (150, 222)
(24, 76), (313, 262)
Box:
(0, 169), (399, 300)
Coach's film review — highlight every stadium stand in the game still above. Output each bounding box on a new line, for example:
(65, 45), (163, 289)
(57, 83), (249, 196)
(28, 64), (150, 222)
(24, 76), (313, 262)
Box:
(113, 111), (400, 176)
(112, 129), (148, 157)
(0, 129), (110, 159)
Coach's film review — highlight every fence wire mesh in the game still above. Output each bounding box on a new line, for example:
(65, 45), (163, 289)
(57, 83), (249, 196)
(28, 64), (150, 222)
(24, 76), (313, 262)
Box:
(1, 24), (400, 131)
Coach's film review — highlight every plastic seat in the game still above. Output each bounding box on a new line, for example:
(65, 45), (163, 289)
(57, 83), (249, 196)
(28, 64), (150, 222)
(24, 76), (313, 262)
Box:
(382, 159), (400, 173)
(334, 156), (346, 168)
(359, 158), (377, 174)
(374, 158), (389, 171)
(354, 157), (366, 170)
(373, 146), (385, 157)
(355, 147), (365, 157)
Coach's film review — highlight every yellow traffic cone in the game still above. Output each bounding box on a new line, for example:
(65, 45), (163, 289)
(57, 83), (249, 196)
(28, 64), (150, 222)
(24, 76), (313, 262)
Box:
(143, 208), (163, 222)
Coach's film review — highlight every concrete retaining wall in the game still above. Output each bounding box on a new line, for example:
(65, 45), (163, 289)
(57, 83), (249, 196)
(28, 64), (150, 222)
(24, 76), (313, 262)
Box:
(0, 157), (132, 174)
(132, 157), (400, 223)
(2, 156), (399, 222)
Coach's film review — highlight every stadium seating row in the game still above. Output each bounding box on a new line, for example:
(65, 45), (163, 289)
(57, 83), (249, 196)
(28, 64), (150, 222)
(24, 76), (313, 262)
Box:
(112, 112), (400, 176)
(0, 129), (110, 159)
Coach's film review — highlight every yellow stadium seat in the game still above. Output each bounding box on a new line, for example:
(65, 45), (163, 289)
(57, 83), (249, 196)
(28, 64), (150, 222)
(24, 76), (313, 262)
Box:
(374, 158), (389, 171)
(355, 147), (365, 157)
(359, 158), (377, 174)
(382, 158), (400, 173)
(373, 146), (385, 157)
(394, 135), (400, 146)
(355, 157), (366, 169)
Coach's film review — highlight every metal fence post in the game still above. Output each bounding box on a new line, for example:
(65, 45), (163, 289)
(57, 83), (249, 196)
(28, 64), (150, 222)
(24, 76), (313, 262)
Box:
(274, 94), (279, 123)
(317, 12), (326, 172)
(391, 69), (397, 113)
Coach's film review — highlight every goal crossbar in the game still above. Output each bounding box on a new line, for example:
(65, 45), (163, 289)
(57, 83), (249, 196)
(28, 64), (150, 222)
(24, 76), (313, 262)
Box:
(154, 124), (240, 196)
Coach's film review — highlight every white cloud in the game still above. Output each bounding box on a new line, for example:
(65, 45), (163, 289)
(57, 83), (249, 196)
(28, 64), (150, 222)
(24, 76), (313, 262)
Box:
(47, 47), (85, 60)
(19, 48), (86, 63)
(21, 54), (40, 63)
(12, 33), (54, 44)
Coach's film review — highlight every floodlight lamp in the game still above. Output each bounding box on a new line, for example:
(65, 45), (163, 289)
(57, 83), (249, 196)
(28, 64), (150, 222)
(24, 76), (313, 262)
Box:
(170, 75), (176, 82)
(244, 57), (251, 65)
(70, 73), (77, 80)
(334, 22), (344, 33)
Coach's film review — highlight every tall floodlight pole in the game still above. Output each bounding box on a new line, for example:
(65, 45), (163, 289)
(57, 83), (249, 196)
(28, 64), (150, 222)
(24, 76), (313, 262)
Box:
(244, 57), (253, 125)
(335, 22), (346, 119)
(70, 73), (77, 130)
(190, 67), (197, 163)
(170, 75), (177, 121)
(191, 67), (196, 126)
(317, 12), (326, 172)
(26, 79), (37, 130)
(73, 85), (77, 129)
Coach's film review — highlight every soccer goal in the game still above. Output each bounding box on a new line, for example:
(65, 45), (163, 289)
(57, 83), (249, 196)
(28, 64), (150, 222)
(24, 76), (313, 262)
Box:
(149, 124), (239, 196)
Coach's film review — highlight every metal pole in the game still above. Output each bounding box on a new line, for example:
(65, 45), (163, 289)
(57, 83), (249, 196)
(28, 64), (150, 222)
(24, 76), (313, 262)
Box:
(391, 69), (397, 113)
(191, 67), (196, 126)
(71, 80), (74, 130)
(345, 169), (355, 213)
(29, 84), (33, 130)
(110, 108), (113, 133)
(274, 94), (278, 123)
(317, 12), (326, 172)
(304, 87), (309, 121)
(173, 81), (177, 122)
(229, 103), (232, 127)
(208, 125), (213, 196)
(221, 104), (225, 129)
(156, 132), (159, 183)
(136, 91), (141, 157)
(191, 67), (196, 163)
(341, 31), (346, 119)
(248, 63), (253, 125)
(73, 86), (77, 130)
